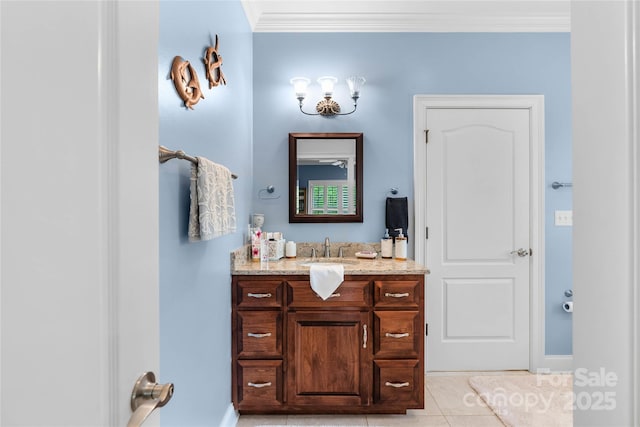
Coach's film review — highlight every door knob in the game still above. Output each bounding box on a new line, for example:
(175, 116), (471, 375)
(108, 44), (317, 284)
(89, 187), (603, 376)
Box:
(510, 248), (531, 257)
(127, 372), (174, 427)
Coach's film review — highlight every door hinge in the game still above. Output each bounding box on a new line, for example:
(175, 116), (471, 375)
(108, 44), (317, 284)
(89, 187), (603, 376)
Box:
(425, 323), (428, 336)
(425, 129), (429, 144)
(426, 227), (429, 239)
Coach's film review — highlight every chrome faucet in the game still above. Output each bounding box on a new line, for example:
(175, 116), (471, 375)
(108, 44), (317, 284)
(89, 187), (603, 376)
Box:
(323, 237), (331, 257)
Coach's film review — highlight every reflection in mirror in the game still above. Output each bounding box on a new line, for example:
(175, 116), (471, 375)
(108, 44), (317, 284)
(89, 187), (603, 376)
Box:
(289, 133), (363, 223)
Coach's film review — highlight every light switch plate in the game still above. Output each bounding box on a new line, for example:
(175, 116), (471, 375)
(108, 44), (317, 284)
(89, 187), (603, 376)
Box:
(555, 210), (573, 226)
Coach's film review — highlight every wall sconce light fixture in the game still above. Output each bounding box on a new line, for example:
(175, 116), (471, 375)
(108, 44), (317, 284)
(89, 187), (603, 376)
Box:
(290, 75), (366, 116)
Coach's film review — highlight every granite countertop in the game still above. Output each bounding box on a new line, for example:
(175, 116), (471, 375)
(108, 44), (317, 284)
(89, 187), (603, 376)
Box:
(232, 256), (429, 276)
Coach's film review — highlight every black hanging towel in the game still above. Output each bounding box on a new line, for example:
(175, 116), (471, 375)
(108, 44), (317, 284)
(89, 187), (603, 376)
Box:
(385, 197), (408, 242)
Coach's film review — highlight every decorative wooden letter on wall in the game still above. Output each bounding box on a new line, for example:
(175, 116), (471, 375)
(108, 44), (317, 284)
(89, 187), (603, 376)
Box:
(170, 56), (204, 110)
(203, 34), (227, 89)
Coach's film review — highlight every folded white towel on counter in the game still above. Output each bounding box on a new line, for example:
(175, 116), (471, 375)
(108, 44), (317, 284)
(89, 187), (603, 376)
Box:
(188, 157), (236, 242)
(309, 264), (345, 300)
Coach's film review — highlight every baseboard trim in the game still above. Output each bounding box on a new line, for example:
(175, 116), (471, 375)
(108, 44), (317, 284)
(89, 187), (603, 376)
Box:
(535, 355), (573, 373)
(220, 403), (239, 427)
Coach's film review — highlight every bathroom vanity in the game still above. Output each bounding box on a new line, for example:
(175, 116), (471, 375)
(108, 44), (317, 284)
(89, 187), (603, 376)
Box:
(231, 255), (427, 414)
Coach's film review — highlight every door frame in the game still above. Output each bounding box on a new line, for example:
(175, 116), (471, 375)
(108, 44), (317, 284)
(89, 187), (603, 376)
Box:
(413, 95), (547, 372)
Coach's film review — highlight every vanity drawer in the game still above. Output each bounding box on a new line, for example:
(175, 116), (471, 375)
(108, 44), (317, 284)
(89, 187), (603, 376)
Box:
(236, 360), (284, 408)
(374, 311), (421, 358)
(287, 280), (371, 308)
(236, 280), (283, 308)
(237, 311), (282, 358)
(374, 280), (421, 308)
(373, 359), (422, 408)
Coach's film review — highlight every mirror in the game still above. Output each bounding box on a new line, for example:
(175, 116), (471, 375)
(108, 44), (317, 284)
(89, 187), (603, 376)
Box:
(289, 132), (363, 223)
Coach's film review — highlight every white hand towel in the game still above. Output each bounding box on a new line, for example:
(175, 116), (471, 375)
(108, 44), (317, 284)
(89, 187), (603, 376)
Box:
(309, 264), (345, 300)
(188, 157), (236, 242)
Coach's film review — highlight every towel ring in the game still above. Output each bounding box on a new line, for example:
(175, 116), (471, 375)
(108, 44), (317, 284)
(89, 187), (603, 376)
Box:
(258, 185), (280, 200)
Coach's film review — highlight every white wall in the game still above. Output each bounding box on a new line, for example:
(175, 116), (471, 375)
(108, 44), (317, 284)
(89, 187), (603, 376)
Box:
(572, 1), (639, 425)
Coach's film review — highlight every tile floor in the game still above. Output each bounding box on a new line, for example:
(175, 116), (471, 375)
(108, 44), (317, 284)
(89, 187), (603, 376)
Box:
(236, 371), (530, 426)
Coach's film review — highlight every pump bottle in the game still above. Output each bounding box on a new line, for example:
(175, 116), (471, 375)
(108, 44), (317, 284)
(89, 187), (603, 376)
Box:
(394, 228), (407, 261)
(381, 228), (393, 259)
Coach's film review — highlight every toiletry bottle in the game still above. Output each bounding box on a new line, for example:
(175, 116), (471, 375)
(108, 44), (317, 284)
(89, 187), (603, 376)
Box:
(394, 228), (407, 261)
(251, 227), (262, 262)
(260, 234), (269, 264)
(381, 228), (393, 259)
(286, 241), (297, 258)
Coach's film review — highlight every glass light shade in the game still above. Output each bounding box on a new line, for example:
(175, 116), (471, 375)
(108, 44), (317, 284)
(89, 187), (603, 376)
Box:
(317, 76), (338, 97)
(346, 76), (366, 97)
(290, 77), (310, 98)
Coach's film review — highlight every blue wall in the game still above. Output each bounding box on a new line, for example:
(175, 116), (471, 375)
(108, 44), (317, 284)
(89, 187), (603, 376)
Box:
(159, 1), (252, 425)
(252, 33), (572, 355)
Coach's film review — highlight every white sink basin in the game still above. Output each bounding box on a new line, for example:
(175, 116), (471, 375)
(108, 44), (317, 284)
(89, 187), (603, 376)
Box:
(296, 258), (359, 267)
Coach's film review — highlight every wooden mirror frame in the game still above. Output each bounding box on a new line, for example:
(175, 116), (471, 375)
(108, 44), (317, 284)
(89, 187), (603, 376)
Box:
(289, 132), (363, 223)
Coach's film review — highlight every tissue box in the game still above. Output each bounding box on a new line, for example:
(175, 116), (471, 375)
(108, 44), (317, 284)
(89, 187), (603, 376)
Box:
(267, 239), (285, 261)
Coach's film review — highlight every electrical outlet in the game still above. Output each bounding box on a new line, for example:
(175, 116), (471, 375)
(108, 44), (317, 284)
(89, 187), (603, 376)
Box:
(555, 210), (573, 226)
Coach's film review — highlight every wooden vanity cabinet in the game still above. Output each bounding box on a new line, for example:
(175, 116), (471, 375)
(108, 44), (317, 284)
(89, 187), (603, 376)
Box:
(231, 274), (424, 414)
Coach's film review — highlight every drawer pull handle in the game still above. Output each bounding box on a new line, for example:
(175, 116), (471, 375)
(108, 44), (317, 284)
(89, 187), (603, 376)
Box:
(385, 381), (410, 388)
(247, 382), (272, 388)
(247, 292), (272, 298)
(385, 292), (409, 298)
(247, 332), (272, 338)
(385, 332), (410, 338)
(363, 324), (368, 349)
(316, 292), (341, 299)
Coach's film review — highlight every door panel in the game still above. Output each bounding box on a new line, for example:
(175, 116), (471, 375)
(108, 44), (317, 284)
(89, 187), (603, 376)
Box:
(444, 278), (515, 339)
(443, 124), (516, 262)
(425, 107), (531, 371)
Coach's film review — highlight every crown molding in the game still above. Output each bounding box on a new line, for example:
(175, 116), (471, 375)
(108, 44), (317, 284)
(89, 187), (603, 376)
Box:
(241, 1), (570, 33)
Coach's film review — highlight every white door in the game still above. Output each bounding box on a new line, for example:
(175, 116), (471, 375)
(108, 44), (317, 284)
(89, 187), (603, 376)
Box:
(414, 96), (543, 371)
(1, 2), (162, 426)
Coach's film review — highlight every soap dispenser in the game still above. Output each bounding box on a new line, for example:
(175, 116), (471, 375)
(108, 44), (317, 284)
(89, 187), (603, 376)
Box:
(381, 228), (393, 259)
(394, 228), (407, 261)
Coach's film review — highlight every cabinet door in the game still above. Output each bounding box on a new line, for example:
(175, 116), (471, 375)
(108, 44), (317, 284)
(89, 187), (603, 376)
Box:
(287, 311), (371, 407)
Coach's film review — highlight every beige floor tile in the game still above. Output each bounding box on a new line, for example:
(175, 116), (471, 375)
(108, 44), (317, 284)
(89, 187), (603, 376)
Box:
(366, 414), (449, 426)
(406, 385), (443, 416)
(427, 375), (494, 416)
(446, 415), (505, 427)
(237, 415), (289, 426)
(286, 414), (367, 426)
(427, 370), (529, 377)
